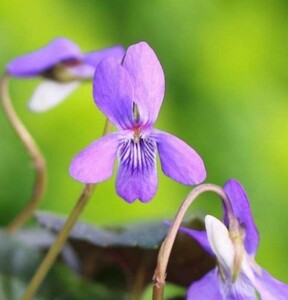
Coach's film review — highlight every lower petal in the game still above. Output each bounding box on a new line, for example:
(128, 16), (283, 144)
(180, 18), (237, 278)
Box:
(69, 133), (119, 183)
(154, 130), (206, 185)
(28, 80), (80, 112)
(223, 272), (257, 300)
(187, 269), (222, 299)
(254, 268), (288, 300)
(116, 137), (158, 203)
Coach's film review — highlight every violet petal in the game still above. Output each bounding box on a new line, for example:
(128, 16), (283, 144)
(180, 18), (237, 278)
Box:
(116, 136), (158, 203)
(7, 37), (82, 77)
(223, 179), (259, 256)
(69, 133), (119, 183)
(122, 42), (165, 125)
(93, 57), (134, 130)
(254, 268), (288, 300)
(66, 64), (95, 79)
(187, 269), (222, 299)
(84, 45), (125, 68)
(154, 129), (206, 185)
(224, 275), (257, 300)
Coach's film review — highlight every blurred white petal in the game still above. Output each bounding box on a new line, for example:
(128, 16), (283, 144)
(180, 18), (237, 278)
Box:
(28, 80), (80, 112)
(205, 215), (235, 273)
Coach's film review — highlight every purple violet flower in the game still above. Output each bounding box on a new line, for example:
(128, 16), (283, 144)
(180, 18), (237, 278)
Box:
(69, 41), (206, 203)
(6, 37), (125, 112)
(181, 179), (288, 299)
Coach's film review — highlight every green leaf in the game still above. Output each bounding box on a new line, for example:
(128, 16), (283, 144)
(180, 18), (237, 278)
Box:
(35, 211), (169, 248)
(35, 211), (215, 294)
(0, 231), (125, 300)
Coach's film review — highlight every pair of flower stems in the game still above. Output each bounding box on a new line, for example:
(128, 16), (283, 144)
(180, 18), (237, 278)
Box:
(1, 72), (229, 300)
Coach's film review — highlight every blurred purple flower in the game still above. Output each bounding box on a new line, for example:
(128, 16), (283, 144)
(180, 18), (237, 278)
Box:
(6, 37), (124, 112)
(181, 179), (288, 300)
(69, 41), (206, 203)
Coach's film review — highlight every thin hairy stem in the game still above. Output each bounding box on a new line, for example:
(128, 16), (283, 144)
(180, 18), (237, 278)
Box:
(21, 118), (112, 300)
(0, 72), (46, 234)
(152, 183), (231, 300)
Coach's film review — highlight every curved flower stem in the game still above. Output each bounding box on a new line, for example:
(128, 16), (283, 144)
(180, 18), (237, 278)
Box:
(152, 183), (232, 300)
(0, 72), (47, 234)
(21, 118), (113, 300)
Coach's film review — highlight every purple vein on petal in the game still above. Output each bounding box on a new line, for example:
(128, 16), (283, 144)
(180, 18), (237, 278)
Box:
(116, 136), (158, 203)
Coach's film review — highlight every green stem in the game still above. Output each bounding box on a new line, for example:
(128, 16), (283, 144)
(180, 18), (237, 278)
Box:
(21, 118), (112, 300)
(152, 183), (231, 300)
(0, 72), (47, 234)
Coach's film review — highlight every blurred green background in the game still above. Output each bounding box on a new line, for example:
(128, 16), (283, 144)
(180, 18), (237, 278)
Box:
(1, 0), (288, 284)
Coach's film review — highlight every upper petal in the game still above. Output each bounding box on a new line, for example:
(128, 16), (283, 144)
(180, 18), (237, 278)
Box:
(122, 42), (165, 125)
(84, 45), (125, 68)
(7, 37), (82, 77)
(254, 268), (288, 300)
(154, 129), (206, 185)
(116, 136), (158, 203)
(69, 133), (119, 183)
(28, 80), (80, 112)
(93, 58), (134, 129)
(223, 179), (259, 256)
(187, 269), (222, 300)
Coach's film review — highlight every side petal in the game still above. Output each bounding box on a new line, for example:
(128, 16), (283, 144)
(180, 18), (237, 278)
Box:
(122, 42), (165, 124)
(69, 133), (119, 183)
(84, 45), (125, 67)
(223, 179), (259, 256)
(116, 136), (158, 203)
(254, 268), (288, 300)
(187, 269), (222, 299)
(179, 226), (214, 255)
(93, 58), (134, 130)
(28, 80), (80, 112)
(7, 37), (82, 77)
(154, 130), (206, 185)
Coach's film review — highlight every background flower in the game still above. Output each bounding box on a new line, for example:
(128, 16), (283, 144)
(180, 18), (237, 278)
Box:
(182, 179), (288, 299)
(6, 37), (124, 112)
